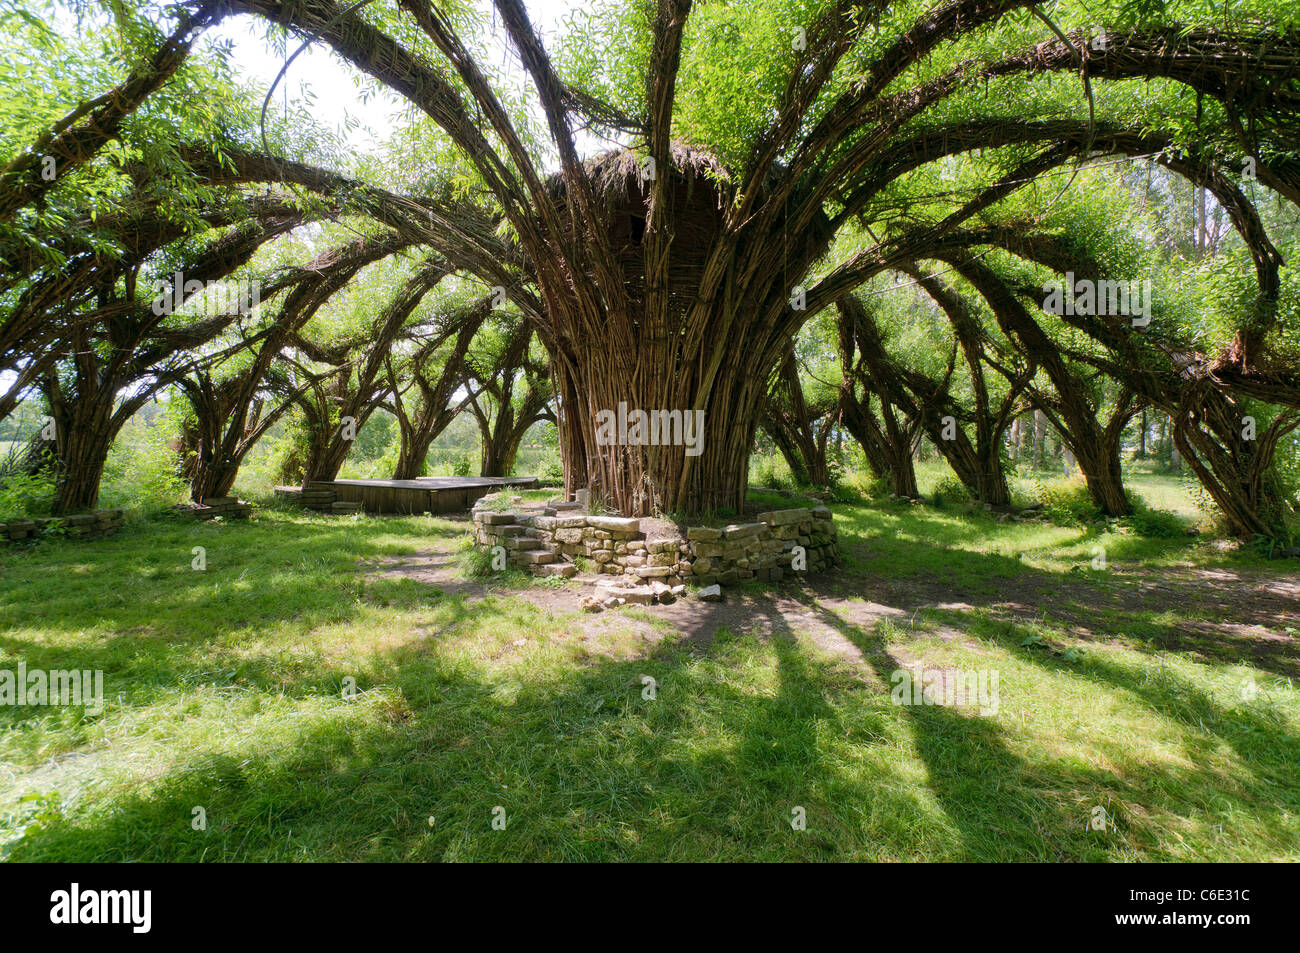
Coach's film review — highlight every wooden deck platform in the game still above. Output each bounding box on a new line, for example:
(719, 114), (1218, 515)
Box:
(304, 476), (538, 514)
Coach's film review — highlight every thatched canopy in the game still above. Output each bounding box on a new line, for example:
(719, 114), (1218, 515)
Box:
(546, 144), (731, 309)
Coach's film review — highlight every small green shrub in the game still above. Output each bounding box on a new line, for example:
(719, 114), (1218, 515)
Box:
(477, 494), (514, 512)
(1034, 479), (1101, 525)
(816, 457), (846, 493)
(539, 457), (564, 484)
(1123, 502), (1188, 538)
(457, 535), (498, 577)
(751, 455), (790, 490)
(450, 453), (473, 477)
(0, 467), (54, 520)
(930, 476), (973, 508)
(846, 471), (893, 500)
(586, 497), (617, 516)
(1251, 529), (1300, 559)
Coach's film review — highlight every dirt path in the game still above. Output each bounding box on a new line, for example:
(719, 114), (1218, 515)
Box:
(368, 544), (1300, 676)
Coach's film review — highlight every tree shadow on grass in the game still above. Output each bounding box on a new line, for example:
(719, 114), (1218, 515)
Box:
(778, 593), (1102, 860)
(4, 506), (1296, 860)
(0, 574), (471, 733)
(894, 604), (1300, 857)
(927, 607), (1300, 791)
(4, 602), (951, 862)
(0, 514), (469, 636)
(820, 519), (1300, 679)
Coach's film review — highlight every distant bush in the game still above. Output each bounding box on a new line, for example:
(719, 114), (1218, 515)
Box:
(100, 413), (186, 515)
(1034, 479), (1101, 525)
(539, 457), (564, 484)
(931, 476), (973, 508)
(0, 466), (54, 520)
(824, 456), (846, 491)
(837, 470), (881, 499)
(751, 455), (791, 489)
(450, 453), (473, 476)
(1123, 502), (1188, 538)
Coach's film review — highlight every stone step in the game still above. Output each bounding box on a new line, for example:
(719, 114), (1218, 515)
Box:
(532, 562), (577, 578)
(518, 550), (558, 565)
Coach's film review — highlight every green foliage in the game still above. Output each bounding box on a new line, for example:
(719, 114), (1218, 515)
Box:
(751, 454), (792, 490)
(841, 471), (891, 500)
(1033, 479), (1102, 526)
(537, 456), (563, 485)
(1122, 501), (1189, 538)
(0, 466), (54, 521)
(456, 535), (497, 578)
(99, 407), (186, 515)
(930, 476), (973, 509)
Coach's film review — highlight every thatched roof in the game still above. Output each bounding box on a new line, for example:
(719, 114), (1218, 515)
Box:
(546, 143), (732, 208)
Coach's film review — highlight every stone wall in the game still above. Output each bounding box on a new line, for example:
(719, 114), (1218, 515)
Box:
(175, 496), (254, 520)
(472, 499), (839, 590)
(274, 486), (362, 514)
(1, 508), (126, 542)
(682, 507), (839, 585)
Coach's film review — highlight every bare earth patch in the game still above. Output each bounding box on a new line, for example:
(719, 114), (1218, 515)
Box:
(366, 537), (1299, 677)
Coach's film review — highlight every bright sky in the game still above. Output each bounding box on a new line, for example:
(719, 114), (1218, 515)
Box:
(208, 0), (585, 155)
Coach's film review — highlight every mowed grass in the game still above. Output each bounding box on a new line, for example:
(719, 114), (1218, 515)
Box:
(0, 491), (1296, 861)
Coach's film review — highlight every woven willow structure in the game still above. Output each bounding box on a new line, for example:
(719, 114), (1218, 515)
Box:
(5, 0), (1300, 523)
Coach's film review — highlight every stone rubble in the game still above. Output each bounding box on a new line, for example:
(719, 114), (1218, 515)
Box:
(175, 496), (254, 520)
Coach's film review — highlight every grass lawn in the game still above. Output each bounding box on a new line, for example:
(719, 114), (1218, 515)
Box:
(0, 492), (1296, 861)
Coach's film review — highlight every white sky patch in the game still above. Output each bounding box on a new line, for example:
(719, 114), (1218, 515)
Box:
(208, 0), (585, 156)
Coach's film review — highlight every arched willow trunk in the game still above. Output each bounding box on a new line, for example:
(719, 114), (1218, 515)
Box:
(479, 429), (526, 478)
(179, 378), (254, 503)
(1174, 387), (1297, 538)
(949, 257), (1134, 515)
(391, 429), (434, 481)
(924, 419), (1012, 507)
(41, 350), (131, 515)
(839, 388), (920, 498)
(541, 157), (826, 518)
(301, 424), (359, 486)
(183, 431), (242, 502)
(51, 421), (115, 514)
(760, 351), (833, 487)
(1071, 431), (1132, 516)
(553, 351), (766, 517)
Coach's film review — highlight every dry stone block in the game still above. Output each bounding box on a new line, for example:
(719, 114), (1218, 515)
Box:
(635, 566), (673, 578)
(585, 515), (641, 533)
(756, 508), (806, 526)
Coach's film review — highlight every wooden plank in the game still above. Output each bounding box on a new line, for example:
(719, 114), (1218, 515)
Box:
(302, 476), (539, 514)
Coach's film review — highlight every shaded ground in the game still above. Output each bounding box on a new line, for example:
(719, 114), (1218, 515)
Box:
(2, 498), (1297, 862)
(370, 537), (1300, 678)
